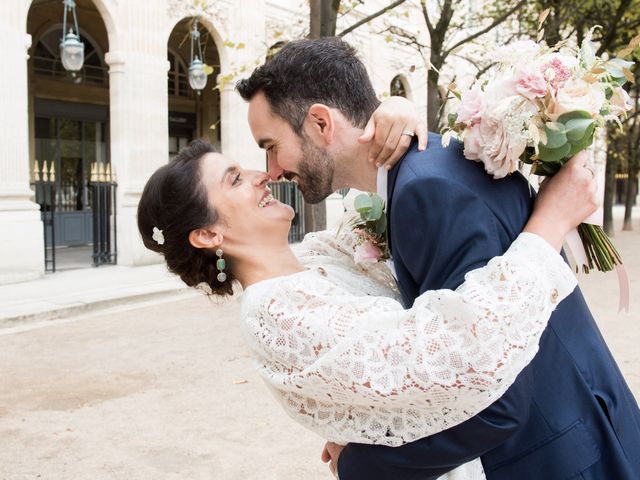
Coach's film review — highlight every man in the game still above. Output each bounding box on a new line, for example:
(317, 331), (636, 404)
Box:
(237, 37), (640, 479)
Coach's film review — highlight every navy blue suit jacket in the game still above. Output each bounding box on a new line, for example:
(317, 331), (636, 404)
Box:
(338, 134), (640, 479)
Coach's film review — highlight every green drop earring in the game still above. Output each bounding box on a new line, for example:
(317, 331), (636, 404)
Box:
(216, 248), (227, 282)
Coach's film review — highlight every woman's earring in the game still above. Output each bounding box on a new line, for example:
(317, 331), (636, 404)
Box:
(216, 249), (227, 282)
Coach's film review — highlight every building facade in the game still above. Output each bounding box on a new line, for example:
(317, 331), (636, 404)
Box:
(0, 0), (428, 284)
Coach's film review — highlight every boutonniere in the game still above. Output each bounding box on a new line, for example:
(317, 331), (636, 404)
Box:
(345, 193), (390, 264)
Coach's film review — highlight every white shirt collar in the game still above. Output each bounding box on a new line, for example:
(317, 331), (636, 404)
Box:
(376, 167), (388, 201)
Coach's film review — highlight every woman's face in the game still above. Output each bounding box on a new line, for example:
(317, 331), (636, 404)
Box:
(199, 153), (295, 244)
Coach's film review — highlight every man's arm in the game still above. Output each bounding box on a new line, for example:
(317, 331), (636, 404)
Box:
(339, 174), (534, 480)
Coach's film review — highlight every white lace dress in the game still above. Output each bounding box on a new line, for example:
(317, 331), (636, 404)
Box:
(239, 230), (577, 480)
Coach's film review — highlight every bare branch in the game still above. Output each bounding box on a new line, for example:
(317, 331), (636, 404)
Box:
(444, 0), (526, 57)
(338, 0), (406, 37)
(419, 0), (435, 36)
(596, 0), (632, 56)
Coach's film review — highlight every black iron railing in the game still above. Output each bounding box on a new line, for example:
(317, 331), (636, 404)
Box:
(89, 164), (117, 266)
(269, 181), (306, 243)
(31, 163), (57, 272)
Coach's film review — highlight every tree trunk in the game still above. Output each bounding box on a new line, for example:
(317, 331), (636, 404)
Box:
(426, 56), (441, 131)
(310, 0), (339, 37)
(303, 0), (341, 232)
(623, 167), (637, 231)
(603, 145), (617, 236)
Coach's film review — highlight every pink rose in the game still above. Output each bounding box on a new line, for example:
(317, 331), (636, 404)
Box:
(514, 66), (548, 100)
(610, 87), (633, 117)
(547, 79), (606, 121)
(354, 240), (382, 264)
(457, 85), (484, 125)
(463, 123), (483, 161)
(470, 97), (535, 179)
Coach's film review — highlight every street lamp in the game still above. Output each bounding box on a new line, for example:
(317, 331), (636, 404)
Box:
(59, 0), (84, 74)
(188, 19), (208, 93)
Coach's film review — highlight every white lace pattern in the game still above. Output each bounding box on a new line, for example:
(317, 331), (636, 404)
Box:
(239, 230), (576, 476)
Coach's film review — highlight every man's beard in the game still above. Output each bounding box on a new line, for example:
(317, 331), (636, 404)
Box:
(295, 137), (335, 204)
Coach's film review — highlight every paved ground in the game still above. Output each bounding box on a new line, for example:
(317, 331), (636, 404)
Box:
(0, 217), (638, 480)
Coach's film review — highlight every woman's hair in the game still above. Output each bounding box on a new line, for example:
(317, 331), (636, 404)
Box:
(137, 139), (234, 296)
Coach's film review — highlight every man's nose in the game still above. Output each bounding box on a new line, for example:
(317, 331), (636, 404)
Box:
(267, 155), (284, 181)
(251, 170), (270, 188)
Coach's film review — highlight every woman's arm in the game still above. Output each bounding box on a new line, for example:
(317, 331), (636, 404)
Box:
(244, 232), (575, 446)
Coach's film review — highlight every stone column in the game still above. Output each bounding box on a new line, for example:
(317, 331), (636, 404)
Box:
(106, 1), (171, 267)
(0, 5), (45, 284)
(220, 82), (265, 169)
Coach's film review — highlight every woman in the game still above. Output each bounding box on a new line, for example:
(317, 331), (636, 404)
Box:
(137, 138), (596, 479)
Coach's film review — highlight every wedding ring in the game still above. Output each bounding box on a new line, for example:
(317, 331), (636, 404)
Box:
(584, 164), (596, 178)
(401, 130), (415, 137)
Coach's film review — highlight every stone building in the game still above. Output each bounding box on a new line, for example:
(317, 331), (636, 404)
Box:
(0, 0), (428, 284)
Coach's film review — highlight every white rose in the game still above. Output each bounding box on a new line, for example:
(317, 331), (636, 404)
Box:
(548, 79), (606, 120)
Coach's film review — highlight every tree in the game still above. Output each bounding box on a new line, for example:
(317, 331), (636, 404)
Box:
(621, 63), (640, 230)
(382, 0), (526, 130)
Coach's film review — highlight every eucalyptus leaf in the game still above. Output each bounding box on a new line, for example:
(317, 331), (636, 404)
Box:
(354, 194), (373, 214)
(557, 111), (593, 122)
(543, 123), (568, 149)
(567, 133), (595, 157)
(375, 215), (387, 235)
(564, 118), (596, 143)
(538, 142), (571, 163)
(367, 195), (384, 221)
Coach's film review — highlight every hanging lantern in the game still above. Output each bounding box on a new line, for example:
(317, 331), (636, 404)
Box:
(59, 0), (85, 74)
(188, 19), (208, 93)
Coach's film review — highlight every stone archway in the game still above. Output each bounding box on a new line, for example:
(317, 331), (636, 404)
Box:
(27, 0), (113, 271)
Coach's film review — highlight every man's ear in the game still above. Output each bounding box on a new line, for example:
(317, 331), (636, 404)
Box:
(306, 104), (335, 145)
(188, 226), (223, 250)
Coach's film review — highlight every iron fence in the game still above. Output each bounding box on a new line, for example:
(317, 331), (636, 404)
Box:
(31, 167), (56, 272)
(89, 164), (117, 267)
(268, 180), (306, 243)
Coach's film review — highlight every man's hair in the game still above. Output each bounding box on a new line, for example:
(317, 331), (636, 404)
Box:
(236, 37), (380, 133)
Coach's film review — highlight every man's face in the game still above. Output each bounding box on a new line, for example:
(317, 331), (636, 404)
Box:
(247, 91), (334, 204)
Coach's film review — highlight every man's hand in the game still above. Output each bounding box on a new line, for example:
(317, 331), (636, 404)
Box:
(525, 151), (599, 251)
(321, 441), (346, 478)
(359, 96), (428, 170)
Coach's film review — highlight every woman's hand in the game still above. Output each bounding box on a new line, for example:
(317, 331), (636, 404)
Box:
(359, 96), (428, 170)
(321, 441), (346, 478)
(524, 151), (599, 251)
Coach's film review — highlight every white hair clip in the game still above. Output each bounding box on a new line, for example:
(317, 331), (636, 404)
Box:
(152, 227), (165, 245)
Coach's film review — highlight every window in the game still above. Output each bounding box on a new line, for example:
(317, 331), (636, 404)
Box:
(168, 50), (191, 98)
(390, 75), (408, 98)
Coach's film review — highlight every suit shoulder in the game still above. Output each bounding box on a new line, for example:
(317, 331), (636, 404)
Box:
(399, 134), (470, 180)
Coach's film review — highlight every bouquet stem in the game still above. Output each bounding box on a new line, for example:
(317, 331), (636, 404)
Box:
(577, 223), (623, 273)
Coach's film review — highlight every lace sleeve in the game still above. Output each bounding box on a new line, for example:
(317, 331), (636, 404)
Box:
(241, 233), (577, 446)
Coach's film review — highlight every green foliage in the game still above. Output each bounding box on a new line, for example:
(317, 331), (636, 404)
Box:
(537, 111), (596, 165)
(354, 193), (388, 238)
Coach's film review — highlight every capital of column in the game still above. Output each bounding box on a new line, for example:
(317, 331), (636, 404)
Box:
(105, 51), (126, 74)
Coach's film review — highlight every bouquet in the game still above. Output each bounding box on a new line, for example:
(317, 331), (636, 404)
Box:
(340, 192), (390, 265)
(442, 27), (637, 275)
